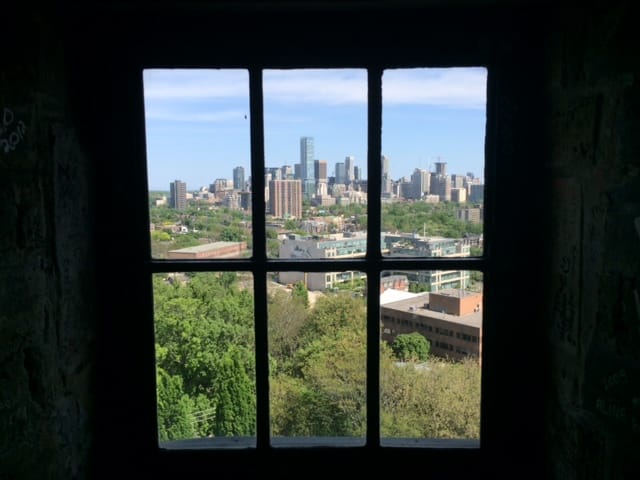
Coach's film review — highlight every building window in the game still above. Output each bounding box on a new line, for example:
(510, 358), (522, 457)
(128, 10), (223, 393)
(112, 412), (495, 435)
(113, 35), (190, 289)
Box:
(142, 61), (487, 452)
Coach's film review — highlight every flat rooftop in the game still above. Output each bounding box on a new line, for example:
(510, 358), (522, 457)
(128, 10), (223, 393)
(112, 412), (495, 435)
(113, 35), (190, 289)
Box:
(381, 292), (483, 328)
(168, 241), (244, 254)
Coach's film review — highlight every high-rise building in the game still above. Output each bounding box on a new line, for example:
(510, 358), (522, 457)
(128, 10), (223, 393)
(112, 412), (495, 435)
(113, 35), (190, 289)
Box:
(469, 184), (484, 203)
(335, 162), (346, 185)
(268, 179), (302, 219)
(314, 159), (327, 182)
(281, 165), (294, 179)
(345, 155), (355, 183)
(300, 136), (315, 199)
(315, 159), (328, 197)
(430, 173), (451, 202)
(233, 166), (246, 191)
(169, 180), (187, 210)
(410, 168), (430, 199)
(434, 160), (447, 176)
(381, 154), (392, 194)
(451, 174), (465, 189)
(266, 167), (282, 181)
(451, 187), (467, 203)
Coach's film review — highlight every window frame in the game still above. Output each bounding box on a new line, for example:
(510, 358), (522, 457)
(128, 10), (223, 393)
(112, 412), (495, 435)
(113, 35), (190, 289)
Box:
(143, 64), (488, 451)
(90, 6), (540, 476)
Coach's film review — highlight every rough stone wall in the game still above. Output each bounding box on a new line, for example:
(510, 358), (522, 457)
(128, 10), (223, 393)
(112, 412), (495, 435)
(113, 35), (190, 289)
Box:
(0, 6), (95, 480)
(546, 3), (640, 478)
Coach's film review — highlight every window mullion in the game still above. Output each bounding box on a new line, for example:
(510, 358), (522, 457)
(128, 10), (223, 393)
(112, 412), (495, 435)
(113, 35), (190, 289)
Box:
(366, 67), (383, 447)
(249, 67), (270, 448)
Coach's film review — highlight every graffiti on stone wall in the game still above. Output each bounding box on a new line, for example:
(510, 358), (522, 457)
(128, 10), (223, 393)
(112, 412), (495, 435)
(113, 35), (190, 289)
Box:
(0, 107), (27, 154)
(551, 178), (581, 347)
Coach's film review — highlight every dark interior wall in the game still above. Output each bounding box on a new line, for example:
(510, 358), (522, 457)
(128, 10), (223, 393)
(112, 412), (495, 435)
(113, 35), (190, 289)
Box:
(1, 1), (639, 480)
(545, 3), (640, 478)
(0, 5), (96, 479)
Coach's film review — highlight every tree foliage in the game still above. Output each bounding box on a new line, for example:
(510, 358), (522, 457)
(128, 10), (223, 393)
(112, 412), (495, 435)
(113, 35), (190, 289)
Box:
(391, 332), (431, 362)
(153, 272), (480, 442)
(382, 201), (482, 238)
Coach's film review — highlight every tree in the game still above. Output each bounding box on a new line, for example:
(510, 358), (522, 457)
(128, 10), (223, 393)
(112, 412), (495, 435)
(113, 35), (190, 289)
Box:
(380, 355), (481, 439)
(299, 292), (365, 344)
(156, 367), (196, 441)
(267, 289), (309, 373)
(151, 230), (171, 242)
(210, 348), (256, 436)
(291, 281), (309, 308)
(283, 219), (298, 231)
(391, 332), (430, 362)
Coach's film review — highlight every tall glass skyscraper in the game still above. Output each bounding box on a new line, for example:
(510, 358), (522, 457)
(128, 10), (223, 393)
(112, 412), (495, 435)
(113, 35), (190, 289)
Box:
(300, 136), (315, 199)
(233, 166), (246, 191)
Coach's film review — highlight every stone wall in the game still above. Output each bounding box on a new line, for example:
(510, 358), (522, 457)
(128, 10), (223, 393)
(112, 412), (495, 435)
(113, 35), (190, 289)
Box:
(546, 3), (640, 478)
(0, 6), (95, 479)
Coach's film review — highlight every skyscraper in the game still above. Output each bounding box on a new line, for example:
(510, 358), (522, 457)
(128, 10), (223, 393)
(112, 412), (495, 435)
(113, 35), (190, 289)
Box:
(314, 159), (327, 182)
(381, 154), (392, 195)
(345, 155), (355, 183)
(315, 159), (328, 198)
(233, 166), (246, 191)
(300, 136), (315, 199)
(335, 162), (347, 185)
(169, 180), (187, 210)
(434, 160), (447, 176)
(410, 168), (430, 200)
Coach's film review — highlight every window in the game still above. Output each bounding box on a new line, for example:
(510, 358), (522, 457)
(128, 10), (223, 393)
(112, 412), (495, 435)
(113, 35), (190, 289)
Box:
(143, 65), (487, 451)
(87, 2), (561, 475)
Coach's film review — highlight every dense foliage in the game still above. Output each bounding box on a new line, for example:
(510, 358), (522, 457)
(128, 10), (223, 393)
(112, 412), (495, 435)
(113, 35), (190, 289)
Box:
(154, 273), (481, 442)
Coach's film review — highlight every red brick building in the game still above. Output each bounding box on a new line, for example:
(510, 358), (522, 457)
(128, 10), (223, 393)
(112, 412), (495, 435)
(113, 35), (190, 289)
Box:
(381, 289), (482, 362)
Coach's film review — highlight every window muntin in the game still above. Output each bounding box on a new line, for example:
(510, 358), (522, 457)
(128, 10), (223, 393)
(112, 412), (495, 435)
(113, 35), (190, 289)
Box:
(143, 66), (487, 449)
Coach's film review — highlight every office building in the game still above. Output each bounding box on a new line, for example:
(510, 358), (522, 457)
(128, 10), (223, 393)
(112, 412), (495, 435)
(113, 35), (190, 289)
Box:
(380, 289), (482, 362)
(335, 162), (346, 185)
(300, 136), (315, 199)
(233, 166), (246, 191)
(345, 155), (355, 183)
(278, 232), (369, 290)
(169, 180), (186, 210)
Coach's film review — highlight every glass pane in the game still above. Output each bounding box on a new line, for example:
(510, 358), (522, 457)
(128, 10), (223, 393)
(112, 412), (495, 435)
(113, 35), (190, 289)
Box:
(380, 270), (482, 444)
(268, 271), (366, 446)
(143, 69), (252, 259)
(153, 271), (256, 448)
(263, 69), (368, 258)
(381, 68), (487, 257)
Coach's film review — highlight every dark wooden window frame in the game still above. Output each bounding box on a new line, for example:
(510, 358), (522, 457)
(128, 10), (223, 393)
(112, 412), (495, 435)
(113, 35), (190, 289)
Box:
(90, 6), (549, 478)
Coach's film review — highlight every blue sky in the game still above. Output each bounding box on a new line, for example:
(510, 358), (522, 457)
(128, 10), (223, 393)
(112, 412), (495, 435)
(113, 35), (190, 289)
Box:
(143, 67), (487, 191)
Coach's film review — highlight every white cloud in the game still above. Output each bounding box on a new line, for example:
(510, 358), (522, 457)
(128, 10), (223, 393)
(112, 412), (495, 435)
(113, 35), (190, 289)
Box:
(143, 69), (249, 100)
(383, 67), (487, 108)
(264, 69), (367, 105)
(143, 67), (486, 109)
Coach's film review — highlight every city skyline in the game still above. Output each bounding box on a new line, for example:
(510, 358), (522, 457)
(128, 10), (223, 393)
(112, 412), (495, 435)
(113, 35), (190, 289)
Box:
(143, 68), (487, 191)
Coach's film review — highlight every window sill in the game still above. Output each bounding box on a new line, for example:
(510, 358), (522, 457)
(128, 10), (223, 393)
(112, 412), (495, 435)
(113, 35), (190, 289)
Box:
(159, 437), (480, 450)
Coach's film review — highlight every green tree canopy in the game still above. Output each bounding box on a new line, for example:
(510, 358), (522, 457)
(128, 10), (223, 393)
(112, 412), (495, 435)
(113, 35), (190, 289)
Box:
(391, 332), (431, 362)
